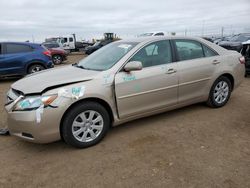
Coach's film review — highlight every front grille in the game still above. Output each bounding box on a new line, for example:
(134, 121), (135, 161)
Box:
(5, 88), (23, 105)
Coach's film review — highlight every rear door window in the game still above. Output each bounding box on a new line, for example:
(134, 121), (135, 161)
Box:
(69, 37), (74, 42)
(174, 40), (204, 61)
(5, 44), (33, 54)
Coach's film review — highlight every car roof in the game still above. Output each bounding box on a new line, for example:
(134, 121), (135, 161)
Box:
(120, 36), (207, 43)
(118, 36), (229, 55)
(0, 42), (41, 47)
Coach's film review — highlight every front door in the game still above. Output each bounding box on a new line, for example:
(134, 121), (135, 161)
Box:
(115, 40), (178, 119)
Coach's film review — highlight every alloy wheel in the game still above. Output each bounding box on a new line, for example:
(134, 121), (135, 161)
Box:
(71, 110), (104, 143)
(213, 81), (229, 104)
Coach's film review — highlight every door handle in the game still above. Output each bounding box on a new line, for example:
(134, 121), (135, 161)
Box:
(166, 68), (177, 74)
(212, 60), (220, 65)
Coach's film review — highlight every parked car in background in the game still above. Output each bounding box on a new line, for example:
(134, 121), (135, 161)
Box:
(213, 36), (231, 45)
(42, 42), (68, 65)
(49, 48), (67, 65)
(85, 40), (111, 55)
(139, 31), (166, 37)
(5, 37), (245, 148)
(0, 42), (53, 77)
(202, 37), (214, 43)
(42, 42), (64, 51)
(241, 40), (250, 75)
(219, 33), (250, 52)
(85, 33), (119, 55)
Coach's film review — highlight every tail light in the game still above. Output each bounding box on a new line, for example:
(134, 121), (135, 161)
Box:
(239, 56), (245, 64)
(43, 50), (51, 57)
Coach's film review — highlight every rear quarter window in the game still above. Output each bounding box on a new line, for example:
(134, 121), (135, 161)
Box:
(5, 44), (33, 54)
(203, 45), (218, 57)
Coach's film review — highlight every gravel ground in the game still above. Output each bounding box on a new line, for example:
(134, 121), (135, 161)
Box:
(0, 54), (249, 188)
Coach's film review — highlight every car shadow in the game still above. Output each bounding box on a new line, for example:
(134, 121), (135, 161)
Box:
(0, 77), (21, 83)
(6, 103), (207, 152)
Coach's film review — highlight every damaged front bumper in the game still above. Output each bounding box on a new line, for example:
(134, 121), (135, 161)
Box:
(4, 89), (68, 144)
(5, 108), (63, 143)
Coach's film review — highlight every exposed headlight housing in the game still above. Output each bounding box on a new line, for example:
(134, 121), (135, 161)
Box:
(13, 95), (57, 111)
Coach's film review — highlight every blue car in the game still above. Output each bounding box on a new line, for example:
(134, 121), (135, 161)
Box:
(0, 42), (54, 77)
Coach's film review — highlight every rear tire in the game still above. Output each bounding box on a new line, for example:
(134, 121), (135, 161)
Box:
(207, 76), (232, 108)
(52, 55), (63, 65)
(62, 101), (110, 148)
(27, 64), (45, 74)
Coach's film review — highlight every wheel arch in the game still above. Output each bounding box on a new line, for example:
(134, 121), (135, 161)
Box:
(59, 97), (114, 140)
(220, 73), (234, 90)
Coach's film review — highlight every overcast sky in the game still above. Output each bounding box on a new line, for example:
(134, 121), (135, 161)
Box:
(0, 0), (249, 42)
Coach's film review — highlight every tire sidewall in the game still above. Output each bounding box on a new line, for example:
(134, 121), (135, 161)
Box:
(62, 102), (110, 148)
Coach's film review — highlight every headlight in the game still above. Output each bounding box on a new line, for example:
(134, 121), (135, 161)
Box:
(13, 95), (57, 111)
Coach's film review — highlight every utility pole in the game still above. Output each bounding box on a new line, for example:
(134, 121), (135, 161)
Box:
(32, 35), (35, 43)
(221, 27), (224, 38)
(202, 20), (205, 36)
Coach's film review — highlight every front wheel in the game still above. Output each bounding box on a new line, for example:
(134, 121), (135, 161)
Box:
(28, 64), (45, 74)
(207, 76), (232, 108)
(61, 102), (110, 148)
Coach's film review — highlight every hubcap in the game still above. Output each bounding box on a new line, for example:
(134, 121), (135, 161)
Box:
(213, 81), (229, 104)
(53, 56), (62, 64)
(31, 66), (42, 73)
(72, 110), (104, 143)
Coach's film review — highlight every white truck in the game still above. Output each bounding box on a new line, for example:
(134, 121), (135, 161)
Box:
(45, 34), (91, 53)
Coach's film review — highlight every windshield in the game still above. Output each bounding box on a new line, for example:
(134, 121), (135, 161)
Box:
(77, 41), (138, 71)
(230, 35), (250, 42)
(139, 33), (153, 37)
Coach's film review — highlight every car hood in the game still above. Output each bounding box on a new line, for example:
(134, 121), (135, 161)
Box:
(11, 65), (100, 94)
(219, 41), (242, 46)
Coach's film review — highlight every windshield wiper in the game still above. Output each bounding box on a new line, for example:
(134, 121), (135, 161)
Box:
(72, 63), (102, 71)
(73, 63), (88, 70)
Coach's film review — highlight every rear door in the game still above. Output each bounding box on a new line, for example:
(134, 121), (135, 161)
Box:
(0, 43), (33, 76)
(115, 40), (178, 119)
(173, 39), (219, 103)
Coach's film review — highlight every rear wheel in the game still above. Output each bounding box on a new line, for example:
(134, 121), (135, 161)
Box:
(207, 76), (232, 108)
(52, 55), (63, 65)
(62, 101), (110, 148)
(28, 64), (45, 74)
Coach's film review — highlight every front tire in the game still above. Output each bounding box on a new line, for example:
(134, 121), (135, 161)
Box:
(62, 101), (110, 148)
(207, 76), (232, 108)
(28, 64), (45, 74)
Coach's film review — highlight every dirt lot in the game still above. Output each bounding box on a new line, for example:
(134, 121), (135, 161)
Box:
(0, 54), (249, 188)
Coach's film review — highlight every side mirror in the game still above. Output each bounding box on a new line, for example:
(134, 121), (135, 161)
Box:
(124, 61), (143, 72)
